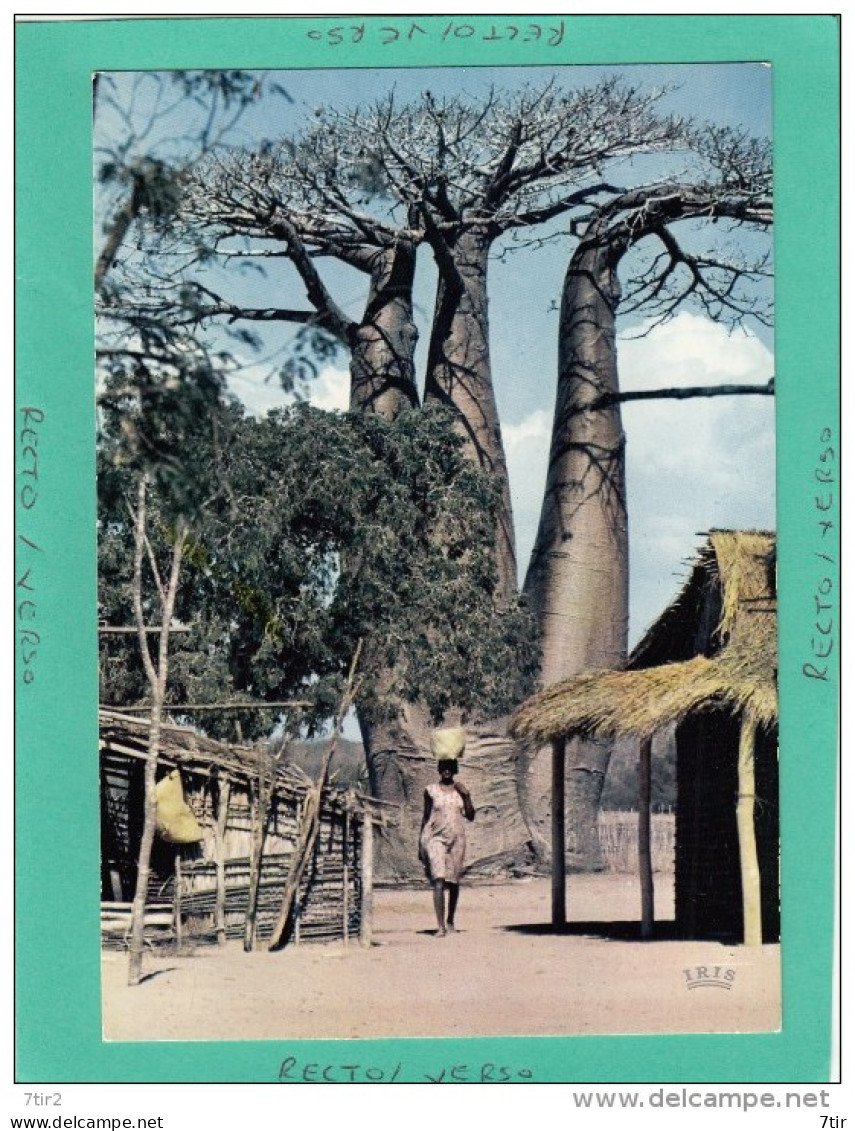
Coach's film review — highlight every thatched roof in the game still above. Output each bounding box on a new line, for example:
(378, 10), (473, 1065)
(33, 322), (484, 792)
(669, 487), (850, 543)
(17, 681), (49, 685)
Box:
(99, 709), (389, 817)
(510, 530), (777, 745)
(629, 529), (776, 669)
(100, 708), (311, 791)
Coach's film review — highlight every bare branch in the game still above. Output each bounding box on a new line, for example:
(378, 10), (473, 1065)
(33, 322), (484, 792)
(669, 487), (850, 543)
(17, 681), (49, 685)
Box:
(266, 214), (355, 343)
(130, 479), (159, 690)
(592, 378), (775, 410)
(507, 182), (626, 230)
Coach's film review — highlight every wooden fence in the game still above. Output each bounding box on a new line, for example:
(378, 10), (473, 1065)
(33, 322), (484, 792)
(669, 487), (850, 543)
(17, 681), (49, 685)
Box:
(177, 840), (362, 947)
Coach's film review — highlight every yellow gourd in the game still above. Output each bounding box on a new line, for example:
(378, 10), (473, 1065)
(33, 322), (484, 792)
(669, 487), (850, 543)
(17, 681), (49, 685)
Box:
(155, 769), (203, 844)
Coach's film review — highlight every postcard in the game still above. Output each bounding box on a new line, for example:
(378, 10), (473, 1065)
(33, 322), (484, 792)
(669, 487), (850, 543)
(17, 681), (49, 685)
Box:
(15, 14), (840, 1086)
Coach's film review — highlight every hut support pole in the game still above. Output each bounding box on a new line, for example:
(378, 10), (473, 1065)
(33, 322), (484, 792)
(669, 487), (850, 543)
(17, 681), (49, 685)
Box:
(638, 736), (655, 940)
(736, 715), (763, 946)
(214, 777), (231, 946)
(174, 854), (183, 951)
(360, 812), (374, 948)
(552, 737), (567, 928)
(245, 749), (278, 952)
(244, 782), (261, 952)
(342, 810), (350, 947)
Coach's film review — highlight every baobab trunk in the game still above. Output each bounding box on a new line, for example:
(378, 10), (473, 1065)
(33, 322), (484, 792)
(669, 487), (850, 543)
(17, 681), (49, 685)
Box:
(344, 239), (429, 877)
(349, 242), (420, 419)
(522, 239), (629, 869)
(361, 707), (534, 882)
(424, 226), (518, 604)
(356, 227), (533, 880)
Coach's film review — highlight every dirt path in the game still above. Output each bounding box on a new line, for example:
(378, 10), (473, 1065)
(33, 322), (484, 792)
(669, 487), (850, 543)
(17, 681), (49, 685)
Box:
(102, 875), (780, 1041)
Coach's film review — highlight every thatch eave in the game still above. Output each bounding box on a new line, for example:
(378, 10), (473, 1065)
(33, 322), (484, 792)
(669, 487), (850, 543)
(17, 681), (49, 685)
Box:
(509, 654), (777, 746)
(510, 530), (778, 747)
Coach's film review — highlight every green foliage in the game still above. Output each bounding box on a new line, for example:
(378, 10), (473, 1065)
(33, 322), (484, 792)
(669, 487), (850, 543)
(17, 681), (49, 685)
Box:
(98, 402), (539, 740)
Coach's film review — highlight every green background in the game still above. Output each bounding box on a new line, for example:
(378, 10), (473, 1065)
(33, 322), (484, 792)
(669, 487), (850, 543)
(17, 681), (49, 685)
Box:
(15, 14), (840, 1083)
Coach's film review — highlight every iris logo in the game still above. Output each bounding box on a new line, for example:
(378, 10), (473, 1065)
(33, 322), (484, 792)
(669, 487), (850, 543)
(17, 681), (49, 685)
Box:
(682, 965), (736, 990)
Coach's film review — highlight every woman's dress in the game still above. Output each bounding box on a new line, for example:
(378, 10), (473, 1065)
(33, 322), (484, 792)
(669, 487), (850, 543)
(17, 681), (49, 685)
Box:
(420, 782), (467, 883)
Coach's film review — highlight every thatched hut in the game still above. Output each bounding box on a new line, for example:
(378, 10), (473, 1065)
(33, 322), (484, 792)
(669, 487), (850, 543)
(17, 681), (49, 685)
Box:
(510, 530), (778, 945)
(100, 709), (390, 950)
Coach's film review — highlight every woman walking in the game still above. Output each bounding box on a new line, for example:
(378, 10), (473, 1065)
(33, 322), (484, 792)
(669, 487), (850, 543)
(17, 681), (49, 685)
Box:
(419, 728), (475, 937)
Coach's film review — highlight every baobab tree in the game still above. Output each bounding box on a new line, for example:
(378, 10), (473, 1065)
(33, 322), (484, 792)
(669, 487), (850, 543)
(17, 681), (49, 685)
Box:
(100, 73), (774, 877)
(323, 81), (693, 874)
(164, 80), (694, 875)
(175, 80), (684, 585)
(522, 124), (773, 864)
(311, 80), (687, 600)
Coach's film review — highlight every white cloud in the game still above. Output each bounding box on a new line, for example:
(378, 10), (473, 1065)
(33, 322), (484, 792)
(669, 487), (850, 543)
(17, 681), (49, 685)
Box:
(504, 408), (552, 450)
(503, 313), (776, 644)
(228, 363), (350, 417)
(620, 312), (775, 642)
(308, 366), (350, 413)
(620, 311), (772, 389)
(621, 311), (774, 486)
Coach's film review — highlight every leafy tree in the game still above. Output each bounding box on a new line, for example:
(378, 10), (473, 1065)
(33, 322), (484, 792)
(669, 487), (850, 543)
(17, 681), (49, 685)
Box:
(99, 402), (538, 742)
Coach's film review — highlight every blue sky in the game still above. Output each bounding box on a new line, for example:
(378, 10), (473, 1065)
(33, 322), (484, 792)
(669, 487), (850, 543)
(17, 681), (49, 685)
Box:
(96, 62), (776, 648)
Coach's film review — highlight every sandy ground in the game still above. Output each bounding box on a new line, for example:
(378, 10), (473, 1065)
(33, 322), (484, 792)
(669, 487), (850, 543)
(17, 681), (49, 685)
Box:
(102, 874), (780, 1042)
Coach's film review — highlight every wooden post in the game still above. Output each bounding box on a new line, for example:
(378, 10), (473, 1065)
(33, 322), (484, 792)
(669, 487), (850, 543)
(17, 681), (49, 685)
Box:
(360, 810), (374, 948)
(342, 809), (350, 947)
(244, 756), (275, 952)
(126, 479), (187, 986)
(551, 737), (567, 928)
(174, 853), (183, 951)
(214, 776), (231, 946)
(267, 787), (321, 949)
(109, 868), (124, 903)
(244, 777), (267, 952)
(736, 714), (763, 946)
(244, 780), (259, 952)
(638, 736), (655, 940)
(266, 643), (363, 951)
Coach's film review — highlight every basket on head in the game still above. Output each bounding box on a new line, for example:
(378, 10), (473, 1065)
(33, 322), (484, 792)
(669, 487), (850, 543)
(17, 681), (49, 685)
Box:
(430, 727), (465, 762)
